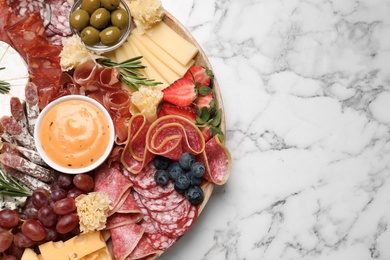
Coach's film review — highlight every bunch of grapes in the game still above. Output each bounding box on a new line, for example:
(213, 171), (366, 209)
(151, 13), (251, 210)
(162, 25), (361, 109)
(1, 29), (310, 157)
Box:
(0, 173), (94, 259)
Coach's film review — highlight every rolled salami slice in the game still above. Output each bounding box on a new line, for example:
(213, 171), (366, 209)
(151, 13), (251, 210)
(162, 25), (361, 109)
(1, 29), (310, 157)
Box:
(110, 223), (145, 260)
(0, 153), (56, 182)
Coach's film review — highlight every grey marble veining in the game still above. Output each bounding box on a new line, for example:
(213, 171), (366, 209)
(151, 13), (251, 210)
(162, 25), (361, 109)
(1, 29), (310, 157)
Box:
(161, 0), (390, 259)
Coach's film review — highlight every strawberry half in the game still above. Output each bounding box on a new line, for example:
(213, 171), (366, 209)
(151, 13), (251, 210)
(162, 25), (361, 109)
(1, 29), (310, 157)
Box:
(158, 102), (197, 123)
(184, 65), (213, 87)
(196, 93), (214, 109)
(162, 78), (196, 107)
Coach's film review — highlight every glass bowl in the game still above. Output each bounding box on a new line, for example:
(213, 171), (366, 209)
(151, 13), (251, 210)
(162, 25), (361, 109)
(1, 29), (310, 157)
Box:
(69, 0), (131, 53)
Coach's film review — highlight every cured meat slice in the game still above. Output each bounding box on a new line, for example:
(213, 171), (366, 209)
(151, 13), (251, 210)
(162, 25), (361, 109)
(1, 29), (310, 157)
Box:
(98, 67), (120, 90)
(0, 153), (56, 182)
(0, 116), (35, 150)
(121, 114), (154, 174)
(73, 59), (101, 86)
(1, 165), (50, 191)
(45, 0), (73, 42)
(113, 116), (129, 145)
(125, 163), (157, 190)
(133, 180), (174, 199)
(25, 82), (40, 134)
(93, 162), (133, 216)
(145, 232), (177, 251)
(0, 0), (13, 45)
(105, 212), (143, 230)
(0, 142), (46, 166)
(10, 97), (27, 131)
(128, 234), (164, 259)
(196, 135), (231, 185)
(110, 223), (145, 260)
(7, 0), (50, 24)
(0, 124), (18, 145)
(148, 198), (191, 225)
(146, 115), (205, 160)
(116, 192), (143, 215)
(5, 12), (47, 61)
(137, 190), (186, 212)
(103, 89), (131, 117)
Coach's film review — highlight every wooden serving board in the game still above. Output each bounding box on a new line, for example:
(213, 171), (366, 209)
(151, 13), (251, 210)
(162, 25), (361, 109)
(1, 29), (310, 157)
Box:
(161, 10), (226, 215)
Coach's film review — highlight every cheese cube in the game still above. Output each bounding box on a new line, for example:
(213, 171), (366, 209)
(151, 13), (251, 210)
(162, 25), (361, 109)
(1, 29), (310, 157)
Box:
(79, 245), (112, 260)
(64, 231), (106, 260)
(21, 248), (39, 260)
(145, 22), (198, 66)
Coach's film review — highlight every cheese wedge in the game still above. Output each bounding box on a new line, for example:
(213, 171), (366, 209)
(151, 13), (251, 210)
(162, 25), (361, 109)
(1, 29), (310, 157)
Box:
(145, 21), (198, 66)
(21, 248), (40, 260)
(0, 41), (29, 117)
(64, 231), (106, 260)
(126, 38), (168, 89)
(132, 28), (194, 76)
(79, 245), (112, 260)
(38, 241), (69, 260)
(129, 35), (180, 84)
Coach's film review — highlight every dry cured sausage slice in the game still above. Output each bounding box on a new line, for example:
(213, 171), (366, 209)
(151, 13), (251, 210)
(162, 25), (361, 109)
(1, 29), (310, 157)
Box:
(9, 97), (27, 131)
(1, 165), (50, 191)
(137, 189), (186, 212)
(0, 116), (35, 150)
(25, 82), (40, 135)
(148, 197), (191, 225)
(110, 223), (145, 260)
(0, 0), (13, 45)
(133, 180), (174, 199)
(128, 234), (164, 259)
(105, 213), (143, 230)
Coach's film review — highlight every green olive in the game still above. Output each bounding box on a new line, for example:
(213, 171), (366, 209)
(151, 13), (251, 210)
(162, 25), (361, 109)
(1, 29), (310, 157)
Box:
(111, 8), (129, 30)
(100, 26), (121, 46)
(90, 8), (111, 29)
(80, 0), (101, 15)
(69, 9), (89, 31)
(101, 0), (120, 11)
(81, 26), (101, 46)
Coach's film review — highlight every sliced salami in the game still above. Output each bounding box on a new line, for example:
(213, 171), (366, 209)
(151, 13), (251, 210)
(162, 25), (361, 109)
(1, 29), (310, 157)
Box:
(25, 82), (39, 135)
(145, 232), (177, 251)
(110, 223), (145, 260)
(148, 197), (191, 225)
(125, 162), (158, 190)
(1, 165), (50, 191)
(45, 0), (72, 36)
(137, 190), (186, 212)
(128, 234), (164, 259)
(105, 212), (143, 230)
(0, 0), (13, 45)
(133, 180), (175, 199)
(0, 116), (35, 150)
(116, 192), (143, 215)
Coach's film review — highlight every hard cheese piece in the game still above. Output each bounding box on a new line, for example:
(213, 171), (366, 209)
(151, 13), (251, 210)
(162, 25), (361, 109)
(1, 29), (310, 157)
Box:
(114, 46), (128, 63)
(21, 248), (40, 260)
(132, 28), (194, 76)
(130, 34), (180, 84)
(38, 241), (69, 260)
(145, 21), (198, 66)
(64, 231), (106, 260)
(79, 245), (112, 260)
(126, 38), (168, 89)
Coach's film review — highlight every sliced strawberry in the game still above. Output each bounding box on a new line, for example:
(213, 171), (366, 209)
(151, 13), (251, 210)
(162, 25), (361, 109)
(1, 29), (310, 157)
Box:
(184, 65), (213, 87)
(199, 126), (212, 141)
(162, 78), (196, 106)
(158, 102), (197, 123)
(196, 93), (214, 109)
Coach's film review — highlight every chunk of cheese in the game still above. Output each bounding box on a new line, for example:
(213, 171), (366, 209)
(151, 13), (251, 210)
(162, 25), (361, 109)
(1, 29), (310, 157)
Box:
(130, 35), (180, 84)
(21, 248), (40, 260)
(126, 38), (168, 88)
(114, 46), (128, 63)
(64, 231), (106, 260)
(79, 245), (112, 260)
(38, 241), (69, 260)
(132, 28), (194, 76)
(145, 21), (198, 66)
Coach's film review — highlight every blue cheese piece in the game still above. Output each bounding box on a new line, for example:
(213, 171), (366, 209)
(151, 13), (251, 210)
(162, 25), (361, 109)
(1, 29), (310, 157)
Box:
(0, 194), (27, 210)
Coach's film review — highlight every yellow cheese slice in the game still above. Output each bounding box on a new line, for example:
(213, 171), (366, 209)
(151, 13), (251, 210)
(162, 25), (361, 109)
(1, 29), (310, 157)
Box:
(130, 35), (180, 84)
(21, 248), (40, 260)
(145, 21), (198, 66)
(132, 28), (194, 76)
(114, 46), (128, 63)
(79, 245), (112, 260)
(64, 231), (106, 260)
(38, 241), (69, 260)
(126, 38), (168, 89)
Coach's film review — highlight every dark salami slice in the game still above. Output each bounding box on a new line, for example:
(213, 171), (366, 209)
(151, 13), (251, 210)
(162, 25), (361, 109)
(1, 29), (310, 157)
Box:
(46, 0), (72, 36)
(5, 12), (47, 61)
(148, 198), (191, 225)
(0, 0), (13, 45)
(0, 116), (35, 150)
(10, 97), (28, 131)
(137, 190), (186, 212)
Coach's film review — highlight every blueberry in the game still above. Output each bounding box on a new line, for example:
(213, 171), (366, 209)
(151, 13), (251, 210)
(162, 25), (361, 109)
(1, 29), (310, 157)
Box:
(190, 161), (205, 178)
(179, 152), (195, 170)
(186, 186), (204, 205)
(153, 155), (171, 170)
(174, 174), (190, 193)
(154, 169), (170, 186)
(187, 172), (202, 186)
(167, 162), (185, 180)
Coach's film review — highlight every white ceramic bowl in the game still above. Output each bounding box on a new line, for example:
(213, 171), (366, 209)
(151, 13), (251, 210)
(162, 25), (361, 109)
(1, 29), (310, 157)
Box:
(34, 95), (115, 174)
(69, 0), (132, 53)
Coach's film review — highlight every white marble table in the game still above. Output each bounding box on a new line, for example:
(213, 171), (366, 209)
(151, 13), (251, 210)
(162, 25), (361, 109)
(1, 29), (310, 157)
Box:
(161, 0), (390, 259)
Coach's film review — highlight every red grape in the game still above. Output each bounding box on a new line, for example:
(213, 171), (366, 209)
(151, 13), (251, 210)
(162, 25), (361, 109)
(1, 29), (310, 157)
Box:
(38, 205), (58, 227)
(0, 209), (20, 228)
(50, 185), (67, 202)
(53, 198), (76, 215)
(44, 226), (58, 241)
(57, 173), (74, 190)
(73, 174), (94, 192)
(23, 207), (38, 220)
(67, 187), (85, 199)
(0, 230), (13, 252)
(21, 219), (46, 241)
(31, 189), (50, 209)
(13, 232), (34, 248)
(56, 213), (79, 234)
(3, 255), (17, 260)
(8, 243), (24, 259)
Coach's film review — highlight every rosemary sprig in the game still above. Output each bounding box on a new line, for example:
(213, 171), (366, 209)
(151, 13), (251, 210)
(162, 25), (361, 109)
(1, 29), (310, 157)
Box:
(98, 56), (162, 90)
(0, 67), (11, 94)
(0, 169), (31, 197)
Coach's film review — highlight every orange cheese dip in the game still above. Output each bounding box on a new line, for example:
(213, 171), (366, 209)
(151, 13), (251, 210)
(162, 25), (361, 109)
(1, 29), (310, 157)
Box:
(39, 99), (111, 169)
